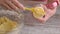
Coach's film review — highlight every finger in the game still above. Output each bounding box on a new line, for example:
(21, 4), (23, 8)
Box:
(40, 4), (48, 12)
(43, 5), (48, 11)
(2, 3), (12, 10)
(11, 0), (25, 10)
(5, 0), (19, 11)
(39, 18), (46, 23)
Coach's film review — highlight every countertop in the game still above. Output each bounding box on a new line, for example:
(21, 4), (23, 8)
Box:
(0, 1), (60, 34)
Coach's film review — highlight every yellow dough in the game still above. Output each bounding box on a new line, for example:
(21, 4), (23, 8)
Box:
(0, 16), (17, 34)
(25, 7), (45, 18)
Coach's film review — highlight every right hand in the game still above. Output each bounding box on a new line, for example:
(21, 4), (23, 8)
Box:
(37, 4), (57, 23)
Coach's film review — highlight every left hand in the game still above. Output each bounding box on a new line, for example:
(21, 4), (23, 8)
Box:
(0, 0), (25, 10)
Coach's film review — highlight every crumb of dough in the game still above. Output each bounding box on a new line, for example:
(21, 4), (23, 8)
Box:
(0, 16), (17, 34)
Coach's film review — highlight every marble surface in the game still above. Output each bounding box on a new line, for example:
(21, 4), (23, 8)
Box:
(0, 1), (60, 34)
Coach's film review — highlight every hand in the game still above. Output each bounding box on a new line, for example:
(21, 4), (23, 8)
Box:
(38, 4), (57, 23)
(0, 0), (25, 10)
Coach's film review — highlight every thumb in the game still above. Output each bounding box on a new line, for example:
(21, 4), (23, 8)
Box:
(40, 4), (48, 12)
